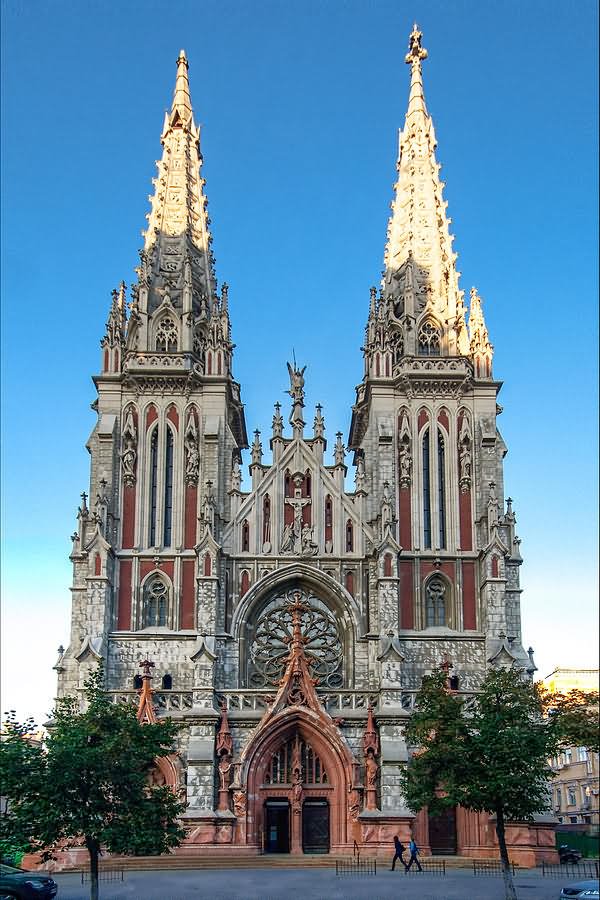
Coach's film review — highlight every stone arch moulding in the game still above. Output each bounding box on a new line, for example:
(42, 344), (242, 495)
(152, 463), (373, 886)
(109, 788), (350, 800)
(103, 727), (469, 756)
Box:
(238, 707), (358, 852)
(230, 562), (363, 640)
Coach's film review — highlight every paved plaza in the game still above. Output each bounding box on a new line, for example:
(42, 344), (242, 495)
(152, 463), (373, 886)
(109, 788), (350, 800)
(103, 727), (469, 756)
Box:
(50, 866), (590, 899)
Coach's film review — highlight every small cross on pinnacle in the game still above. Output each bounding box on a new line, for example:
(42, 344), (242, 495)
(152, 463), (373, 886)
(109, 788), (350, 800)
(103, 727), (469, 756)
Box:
(405, 23), (428, 66)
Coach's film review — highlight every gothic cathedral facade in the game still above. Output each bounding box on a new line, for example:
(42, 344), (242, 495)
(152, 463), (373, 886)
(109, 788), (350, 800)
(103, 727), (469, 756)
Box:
(56, 28), (554, 863)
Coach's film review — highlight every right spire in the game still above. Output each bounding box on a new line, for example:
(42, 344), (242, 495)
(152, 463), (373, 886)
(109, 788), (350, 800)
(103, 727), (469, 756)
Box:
(365, 25), (477, 370)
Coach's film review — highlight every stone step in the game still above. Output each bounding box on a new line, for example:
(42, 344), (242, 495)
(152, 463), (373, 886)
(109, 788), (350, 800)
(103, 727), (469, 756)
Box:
(63, 853), (505, 873)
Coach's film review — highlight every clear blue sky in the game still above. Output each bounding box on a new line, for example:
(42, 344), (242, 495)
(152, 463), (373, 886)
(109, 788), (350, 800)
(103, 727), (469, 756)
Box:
(1, 0), (598, 724)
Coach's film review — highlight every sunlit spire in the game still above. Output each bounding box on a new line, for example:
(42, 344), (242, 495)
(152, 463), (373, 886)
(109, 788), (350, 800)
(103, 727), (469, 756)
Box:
(171, 50), (193, 124)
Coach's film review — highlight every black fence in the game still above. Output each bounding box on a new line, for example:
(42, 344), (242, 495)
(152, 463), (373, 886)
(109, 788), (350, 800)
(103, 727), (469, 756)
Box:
(473, 860), (515, 877)
(335, 858), (377, 876)
(81, 869), (124, 884)
(405, 860), (446, 875)
(541, 861), (599, 879)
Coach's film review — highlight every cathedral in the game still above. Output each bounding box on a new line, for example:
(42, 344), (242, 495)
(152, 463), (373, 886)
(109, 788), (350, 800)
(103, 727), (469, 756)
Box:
(55, 27), (555, 864)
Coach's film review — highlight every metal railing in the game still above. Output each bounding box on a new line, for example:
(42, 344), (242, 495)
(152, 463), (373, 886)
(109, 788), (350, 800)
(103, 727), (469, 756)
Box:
(541, 861), (599, 879)
(336, 858), (377, 876)
(473, 860), (515, 876)
(81, 869), (124, 884)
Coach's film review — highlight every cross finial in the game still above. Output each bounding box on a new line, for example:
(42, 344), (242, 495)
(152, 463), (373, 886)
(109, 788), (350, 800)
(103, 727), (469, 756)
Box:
(405, 23), (428, 66)
(139, 658), (155, 678)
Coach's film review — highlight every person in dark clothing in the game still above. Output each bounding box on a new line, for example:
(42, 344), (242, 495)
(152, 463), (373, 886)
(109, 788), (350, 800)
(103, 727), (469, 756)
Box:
(391, 834), (408, 871)
(405, 836), (423, 872)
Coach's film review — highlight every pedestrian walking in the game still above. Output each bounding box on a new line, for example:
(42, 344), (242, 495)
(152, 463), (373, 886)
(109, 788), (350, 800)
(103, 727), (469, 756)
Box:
(390, 834), (408, 871)
(405, 836), (422, 872)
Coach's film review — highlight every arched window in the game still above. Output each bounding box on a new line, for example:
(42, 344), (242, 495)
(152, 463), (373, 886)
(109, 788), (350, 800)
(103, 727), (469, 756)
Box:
(263, 495), (271, 546)
(241, 519), (250, 552)
(155, 316), (178, 353)
(491, 555), (499, 577)
(437, 430), (446, 549)
(384, 553), (393, 577)
(422, 428), (432, 548)
(163, 427), (174, 547)
(142, 576), (169, 628)
(265, 735), (328, 785)
(449, 675), (460, 691)
(325, 495), (333, 546)
(418, 320), (441, 356)
(240, 570), (250, 597)
(133, 674), (143, 690)
(162, 673), (173, 690)
(345, 520), (354, 553)
(204, 552), (212, 576)
(424, 575), (447, 627)
(149, 428), (158, 546)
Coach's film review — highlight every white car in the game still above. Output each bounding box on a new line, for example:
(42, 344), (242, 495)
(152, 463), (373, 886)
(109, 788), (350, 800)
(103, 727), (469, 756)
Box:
(559, 880), (600, 898)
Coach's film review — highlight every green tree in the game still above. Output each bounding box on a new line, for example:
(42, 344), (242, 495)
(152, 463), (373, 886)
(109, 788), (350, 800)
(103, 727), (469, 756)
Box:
(0, 667), (185, 900)
(401, 666), (599, 900)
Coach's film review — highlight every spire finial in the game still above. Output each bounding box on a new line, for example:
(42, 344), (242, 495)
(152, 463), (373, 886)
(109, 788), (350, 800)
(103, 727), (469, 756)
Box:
(172, 48), (192, 122)
(405, 23), (428, 67)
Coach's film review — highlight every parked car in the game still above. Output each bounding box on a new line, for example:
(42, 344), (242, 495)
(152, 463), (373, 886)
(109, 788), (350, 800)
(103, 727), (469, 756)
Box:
(559, 880), (600, 898)
(560, 844), (584, 864)
(0, 863), (58, 899)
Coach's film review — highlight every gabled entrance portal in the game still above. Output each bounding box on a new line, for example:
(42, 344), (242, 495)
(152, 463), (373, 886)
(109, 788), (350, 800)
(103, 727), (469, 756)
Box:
(302, 799), (330, 854)
(264, 800), (290, 853)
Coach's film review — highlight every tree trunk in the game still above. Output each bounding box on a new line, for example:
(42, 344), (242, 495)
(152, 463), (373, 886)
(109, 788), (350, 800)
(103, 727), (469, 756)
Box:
(495, 805), (517, 900)
(85, 836), (100, 900)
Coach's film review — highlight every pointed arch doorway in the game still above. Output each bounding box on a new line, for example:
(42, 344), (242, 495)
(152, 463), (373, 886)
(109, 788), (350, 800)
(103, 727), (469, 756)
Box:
(248, 723), (345, 855)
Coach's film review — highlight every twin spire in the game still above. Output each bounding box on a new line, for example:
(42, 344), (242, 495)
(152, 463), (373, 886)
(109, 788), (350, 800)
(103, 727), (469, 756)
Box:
(100, 35), (492, 382)
(363, 24), (492, 377)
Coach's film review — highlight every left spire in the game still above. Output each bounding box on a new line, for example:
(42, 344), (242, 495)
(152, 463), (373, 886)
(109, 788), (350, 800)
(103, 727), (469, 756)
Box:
(124, 49), (226, 368)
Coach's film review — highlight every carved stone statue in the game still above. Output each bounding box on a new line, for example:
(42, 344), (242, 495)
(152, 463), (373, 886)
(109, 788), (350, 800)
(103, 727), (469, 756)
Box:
(218, 756), (232, 791)
(121, 438), (137, 486)
(231, 458), (241, 491)
(365, 749), (378, 788)
(301, 523), (318, 556)
(287, 361), (306, 405)
(280, 523), (295, 553)
(399, 442), (412, 487)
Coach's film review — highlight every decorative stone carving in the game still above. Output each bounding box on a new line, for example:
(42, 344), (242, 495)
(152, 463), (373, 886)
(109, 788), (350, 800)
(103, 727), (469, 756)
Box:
(120, 407), (137, 486)
(398, 415), (412, 488)
(184, 412), (199, 485)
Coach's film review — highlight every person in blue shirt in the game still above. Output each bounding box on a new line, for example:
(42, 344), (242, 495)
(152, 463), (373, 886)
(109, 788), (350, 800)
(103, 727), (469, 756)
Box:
(406, 835), (422, 872)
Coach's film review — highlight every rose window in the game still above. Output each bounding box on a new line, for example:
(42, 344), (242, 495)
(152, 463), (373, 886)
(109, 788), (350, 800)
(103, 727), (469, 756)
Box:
(247, 590), (343, 688)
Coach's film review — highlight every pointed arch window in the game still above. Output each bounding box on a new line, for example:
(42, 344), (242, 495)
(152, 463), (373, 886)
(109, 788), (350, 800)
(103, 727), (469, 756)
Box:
(418, 321), (441, 356)
(437, 430), (446, 549)
(155, 316), (178, 353)
(345, 520), (354, 553)
(241, 520), (250, 553)
(422, 428), (432, 548)
(142, 576), (169, 628)
(149, 428), (159, 546)
(325, 495), (333, 546)
(163, 427), (174, 547)
(424, 575), (447, 627)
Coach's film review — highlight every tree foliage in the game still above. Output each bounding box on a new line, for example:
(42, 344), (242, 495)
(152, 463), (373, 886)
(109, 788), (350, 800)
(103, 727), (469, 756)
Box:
(0, 667), (185, 900)
(401, 666), (599, 900)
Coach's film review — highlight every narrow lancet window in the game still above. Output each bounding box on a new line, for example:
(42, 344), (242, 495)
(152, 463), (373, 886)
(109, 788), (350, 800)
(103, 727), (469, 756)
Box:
(163, 428), (174, 546)
(422, 429), (431, 549)
(149, 429), (158, 546)
(438, 430), (446, 549)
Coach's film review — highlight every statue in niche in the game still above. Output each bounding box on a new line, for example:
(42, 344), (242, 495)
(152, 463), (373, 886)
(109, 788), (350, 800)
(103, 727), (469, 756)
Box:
(301, 523), (318, 556)
(231, 458), (241, 491)
(218, 756), (232, 791)
(459, 441), (472, 490)
(365, 749), (378, 788)
(280, 523), (294, 553)
(399, 442), (412, 487)
(121, 438), (136, 485)
(184, 417), (199, 485)
(286, 361), (306, 405)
